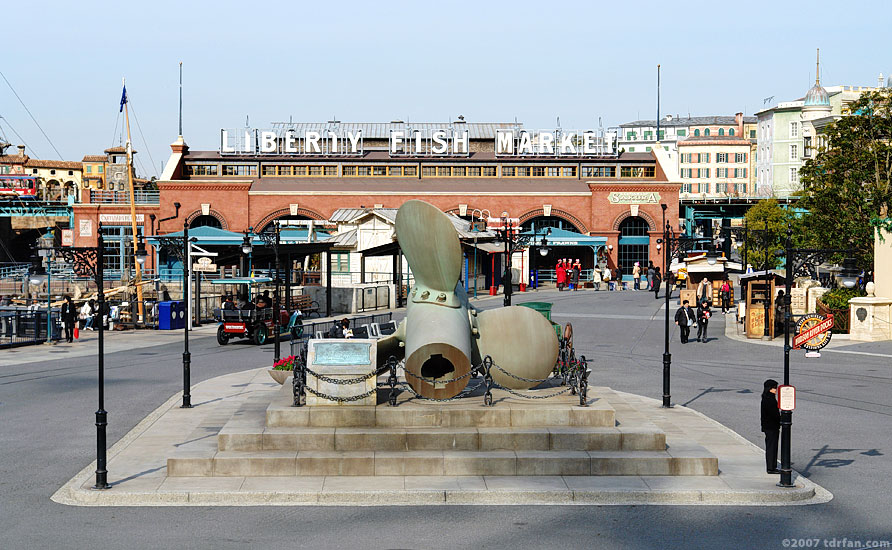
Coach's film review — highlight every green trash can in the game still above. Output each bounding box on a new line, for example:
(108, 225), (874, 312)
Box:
(518, 301), (553, 322)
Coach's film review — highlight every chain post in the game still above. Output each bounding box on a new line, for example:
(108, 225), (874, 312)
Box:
(482, 355), (494, 406)
(578, 355), (589, 407)
(292, 344), (306, 407)
(387, 355), (399, 406)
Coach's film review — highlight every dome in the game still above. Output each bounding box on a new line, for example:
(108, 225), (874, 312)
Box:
(804, 83), (830, 107)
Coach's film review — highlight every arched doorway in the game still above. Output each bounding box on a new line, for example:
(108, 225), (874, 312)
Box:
(522, 215), (592, 284)
(521, 215), (582, 234)
(618, 217), (650, 281)
(189, 215), (223, 229)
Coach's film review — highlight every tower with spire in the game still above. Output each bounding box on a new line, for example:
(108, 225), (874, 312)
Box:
(802, 48), (832, 118)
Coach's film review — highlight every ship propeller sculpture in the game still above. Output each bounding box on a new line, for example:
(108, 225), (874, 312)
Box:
(378, 200), (559, 399)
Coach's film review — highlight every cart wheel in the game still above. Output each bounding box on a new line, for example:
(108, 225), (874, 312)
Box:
(254, 324), (268, 345)
(216, 325), (229, 345)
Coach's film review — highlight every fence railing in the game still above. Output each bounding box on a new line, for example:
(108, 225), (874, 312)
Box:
(289, 312), (394, 356)
(0, 308), (62, 347)
(89, 190), (160, 204)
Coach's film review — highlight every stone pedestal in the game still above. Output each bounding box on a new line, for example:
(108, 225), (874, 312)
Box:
(306, 339), (378, 406)
(807, 287), (829, 314)
(849, 297), (892, 342)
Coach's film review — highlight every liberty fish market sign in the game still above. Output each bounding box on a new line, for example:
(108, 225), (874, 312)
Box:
(608, 192), (661, 204)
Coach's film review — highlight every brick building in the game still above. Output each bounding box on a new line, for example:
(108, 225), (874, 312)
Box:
(71, 122), (681, 283)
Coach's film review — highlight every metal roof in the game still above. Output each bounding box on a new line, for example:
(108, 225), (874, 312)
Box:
(619, 116), (757, 128)
(324, 228), (358, 247)
(268, 122), (522, 140)
(329, 208), (398, 224)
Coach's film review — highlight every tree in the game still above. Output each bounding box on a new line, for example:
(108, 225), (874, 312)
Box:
(799, 89), (892, 267)
(741, 198), (795, 270)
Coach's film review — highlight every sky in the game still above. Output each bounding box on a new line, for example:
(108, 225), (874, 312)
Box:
(2, 0), (890, 178)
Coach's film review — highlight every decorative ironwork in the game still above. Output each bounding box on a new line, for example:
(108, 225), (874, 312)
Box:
(57, 247), (100, 281)
(154, 237), (185, 262)
(787, 249), (849, 279)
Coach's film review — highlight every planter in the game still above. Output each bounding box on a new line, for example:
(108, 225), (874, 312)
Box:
(817, 300), (851, 334)
(268, 369), (292, 385)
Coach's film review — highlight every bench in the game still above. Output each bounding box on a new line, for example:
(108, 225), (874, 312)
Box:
(290, 294), (321, 318)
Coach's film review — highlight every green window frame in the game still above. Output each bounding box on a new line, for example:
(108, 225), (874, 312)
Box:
(330, 251), (350, 273)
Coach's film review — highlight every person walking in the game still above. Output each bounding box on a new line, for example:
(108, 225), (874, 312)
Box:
(697, 277), (711, 306)
(720, 278), (732, 314)
(60, 295), (77, 343)
(675, 300), (696, 344)
(632, 262), (641, 291)
(652, 266), (662, 299)
(646, 261), (655, 291)
(696, 298), (711, 342)
(572, 259), (581, 291)
(603, 265), (613, 291)
(556, 260), (567, 291)
(761, 379), (781, 474)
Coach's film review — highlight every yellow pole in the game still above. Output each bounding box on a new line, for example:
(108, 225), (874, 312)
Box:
(122, 77), (145, 322)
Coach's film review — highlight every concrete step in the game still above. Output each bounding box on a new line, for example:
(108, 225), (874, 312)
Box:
(266, 402), (615, 429)
(168, 448), (716, 477)
(217, 426), (666, 452)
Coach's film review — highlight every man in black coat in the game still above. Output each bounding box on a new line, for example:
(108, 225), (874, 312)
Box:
(696, 299), (711, 342)
(60, 295), (77, 343)
(761, 379), (781, 474)
(674, 300), (696, 344)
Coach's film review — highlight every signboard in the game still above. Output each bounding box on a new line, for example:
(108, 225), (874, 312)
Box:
(99, 214), (145, 225)
(793, 313), (834, 351)
(313, 342), (372, 366)
(61, 229), (73, 247)
(778, 385), (795, 411)
(192, 256), (217, 273)
(79, 219), (92, 237)
(221, 126), (618, 157)
(607, 192), (662, 204)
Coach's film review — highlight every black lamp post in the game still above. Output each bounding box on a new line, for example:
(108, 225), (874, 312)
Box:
(498, 221), (551, 307)
(774, 227), (851, 487)
(57, 225), (109, 489)
(241, 230), (253, 277)
(657, 222), (706, 408)
(258, 222), (282, 363)
(155, 223), (196, 408)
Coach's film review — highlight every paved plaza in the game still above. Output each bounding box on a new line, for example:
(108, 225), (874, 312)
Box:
(2, 288), (891, 548)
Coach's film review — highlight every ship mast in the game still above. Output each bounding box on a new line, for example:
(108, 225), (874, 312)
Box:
(122, 77), (145, 322)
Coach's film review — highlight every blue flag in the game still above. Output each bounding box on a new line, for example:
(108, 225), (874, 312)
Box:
(119, 85), (127, 112)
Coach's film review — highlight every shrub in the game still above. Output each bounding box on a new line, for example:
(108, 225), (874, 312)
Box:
(819, 287), (866, 310)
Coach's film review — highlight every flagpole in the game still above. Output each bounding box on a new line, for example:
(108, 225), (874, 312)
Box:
(122, 77), (145, 323)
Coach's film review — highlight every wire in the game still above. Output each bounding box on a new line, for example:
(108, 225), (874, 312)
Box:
(126, 98), (158, 178)
(0, 115), (40, 158)
(0, 70), (63, 159)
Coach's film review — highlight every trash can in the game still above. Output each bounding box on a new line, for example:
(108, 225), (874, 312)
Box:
(517, 301), (553, 321)
(158, 301), (175, 330)
(172, 301), (185, 330)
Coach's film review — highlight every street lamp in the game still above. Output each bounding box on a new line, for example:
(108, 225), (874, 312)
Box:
(657, 222), (707, 408)
(774, 228), (851, 487)
(469, 208), (490, 299)
(31, 230), (56, 343)
(258, 222), (282, 363)
(57, 225), (109, 489)
(155, 223), (196, 408)
(498, 222), (551, 305)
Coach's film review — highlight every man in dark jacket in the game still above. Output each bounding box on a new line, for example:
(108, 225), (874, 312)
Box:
(674, 300), (696, 344)
(696, 299), (711, 342)
(60, 295), (77, 343)
(761, 379), (781, 474)
(653, 267), (662, 299)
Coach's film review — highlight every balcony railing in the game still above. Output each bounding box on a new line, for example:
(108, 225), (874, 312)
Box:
(89, 190), (160, 204)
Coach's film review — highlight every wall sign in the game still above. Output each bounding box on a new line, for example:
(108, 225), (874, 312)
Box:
(79, 219), (92, 237)
(608, 192), (661, 204)
(99, 214), (145, 225)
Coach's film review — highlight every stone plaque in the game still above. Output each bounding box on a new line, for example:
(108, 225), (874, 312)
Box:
(314, 342), (372, 366)
(608, 192), (661, 204)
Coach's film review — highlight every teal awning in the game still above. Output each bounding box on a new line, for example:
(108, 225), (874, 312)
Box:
(209, 277), (273, 285)
(520, 228), (607, 247)
(147, 226), (330, 247)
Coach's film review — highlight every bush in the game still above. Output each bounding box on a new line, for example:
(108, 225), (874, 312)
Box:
(820, 287), (866, 310)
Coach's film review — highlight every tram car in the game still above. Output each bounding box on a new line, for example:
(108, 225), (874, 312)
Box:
(0, 176), (38, 200)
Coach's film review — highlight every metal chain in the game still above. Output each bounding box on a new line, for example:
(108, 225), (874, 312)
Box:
(492, 382), (575, 400)
(303, 366), (380, 385)
(490, 362), (552, 384)
(402, 365), (479, 385)
(304, 385), (378, 403)
(397, 379), (487, 403)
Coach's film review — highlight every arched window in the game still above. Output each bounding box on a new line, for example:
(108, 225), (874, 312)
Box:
(704, 128), (711, 136)
(729, 128), (735, 136)
(189, 215), (222, 229)
(718, 128), (724, 136)
(694, 129), (700, 137)
(520, 215), (582, 234)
